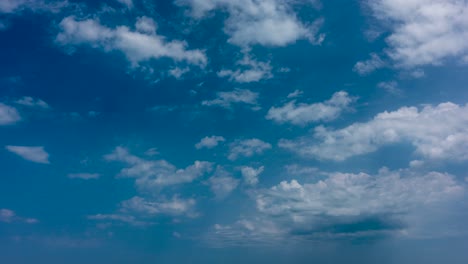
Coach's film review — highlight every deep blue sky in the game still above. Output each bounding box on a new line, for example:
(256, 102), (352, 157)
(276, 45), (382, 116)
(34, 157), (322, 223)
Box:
(1, 0), (468, 263)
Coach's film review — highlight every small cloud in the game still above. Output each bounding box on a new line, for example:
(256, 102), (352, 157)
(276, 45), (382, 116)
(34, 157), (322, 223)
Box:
(378, 81), (403, 95)
(218, 55), (272, 83)
(240, 166), (264, 186)
(144, 147), (159, 156)
(15, 96), (50, 109)
(5, 145), (50, 164)
(286, 90), (303, 99)
(0, 103), (21, 125)
(353, 53), (385, 75)
(202, 88), (259, 110)
(67, 173), (100, 180)
(0, 208), (38, 224)
(228, 139), (272, 160)
(169, 67), (190, 79)
(209, 167), (239, 199)
(195, 136), (226, 149)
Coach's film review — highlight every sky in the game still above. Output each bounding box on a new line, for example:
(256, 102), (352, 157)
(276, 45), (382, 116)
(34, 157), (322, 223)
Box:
(1, 0), (468, 263)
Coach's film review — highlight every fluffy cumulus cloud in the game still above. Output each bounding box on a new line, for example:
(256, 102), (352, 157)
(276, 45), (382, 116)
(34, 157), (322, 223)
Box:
(195, 136), (226, 149)
(240, 166), (264, 185)
(5, 146), (50, 164)
(266, 91), (356, 125)
(202, 88), (259, 110)
(105, 147), (213, 191)
(218, 55), (272, 83)
(228, 138), (272, 160)
(254, 168), (463, 237)
(56, 16), (207, 67)
(0, 208), (38, 224)
(176, 0), (324, 47)
(366, 0), (468, 68)
(280, 102), (468, 161)
(0, 103), (21, 125)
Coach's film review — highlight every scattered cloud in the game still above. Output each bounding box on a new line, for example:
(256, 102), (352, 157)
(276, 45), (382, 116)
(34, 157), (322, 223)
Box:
(228, 138), (272, 160)
(287, 90), (303, 99)
(218, 55), (272, 83)
(15, 96), (50, 109)
(5, 146), (50, 164)
(378, 81), (402, 95)
(353, 53), (385, 75)
(176, 0), (324, 47)
(116, 0), (133, 9)
(169, 67), (190, 79)
(67, 173), (100, 180)
(280, 102), (468, 161)
(105, 147), (213, 191)
(0, 208), (38, 224)
(56, 16), (207, 67)
(240, 166), (264, 186)
(0, 103), (21, 125)
(266, 91), (356, 125)
(209, 167), (239, 199)
(366, 0), (468, 68)
(202, 88), (259, 110)
(195, 136), (226, 149)
(120, 196), (198, 218)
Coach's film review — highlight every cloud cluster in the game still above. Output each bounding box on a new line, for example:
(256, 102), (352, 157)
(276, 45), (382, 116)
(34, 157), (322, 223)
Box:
(228, 138), (272, 160)
(105, 147), (213, 191)
(218, 55), (272, 83)
(280, 102), (468, 161)
(0, 208), (38, 224)
(176, 0), (324, 47)
(15, 96), (50, 109)
(266, 91), (355, 125)
(56, 16), (207, 67)
(366, 0), (468, 68)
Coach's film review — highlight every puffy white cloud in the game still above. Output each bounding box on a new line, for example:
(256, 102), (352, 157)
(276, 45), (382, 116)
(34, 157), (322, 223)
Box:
(353, 53), (385, 75)
(366, 0), (468, 68)
(15, 96), (50, 109)
(0, 103), (21, 125)
(240, 166), (264, 185)
(280, 102), (468, 161)
(209, 167), (239, 199)
(56, 16), (207, 67)
(105, 147), (213, 190)
(266, 91), (356, 126)
(0, 208), (38, 224)
(255, 168), (463, 235)
(228, 138), (272, 160)
(67, 173), (100, 180)
(5, 146), (50, 164)
(218, 55), (272, 83)
(195, 135), (226, 149)
(202, 88), (259, 109)
(176, 0), (324, 47)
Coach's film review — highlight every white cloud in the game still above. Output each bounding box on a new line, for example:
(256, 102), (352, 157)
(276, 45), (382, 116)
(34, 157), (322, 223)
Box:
(280, 102), (468, 161)
(266, 91), (356, 125)
(5, 146), (50, 164)
(176, 0), (324, 47)
(120, 196), (198, 218)
(56, 16), (207, 67)
(209, 167), (239, 199)
(353, 53), (385, 75)
(284, 164), (318, 176)
(0, 103), (21, 125)
(67, 173), (100, 180)
(0, 0), (69, 14)
(254, 168), (463, 236)
(169, 67), (190, 79)
(105, 147), (212, 191)
(0, 0), (27, 13)
(366, 0), (468, 67)
(218, 55), (272, 83)
(240, 166), (264, 186)
(228, 138), (272, 160)
(195, 136), (226, 149)
(0, 208), (38, 224)
(15, 96), (50, 109)
(377, 81), (402, 95)
(116, 0), (133, 9)
(287, 90), (303, 99)
(202, 88), (259, 109)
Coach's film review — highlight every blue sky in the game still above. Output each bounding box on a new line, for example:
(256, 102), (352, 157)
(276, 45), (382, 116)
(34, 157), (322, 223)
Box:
(1, 0), (468, 263)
